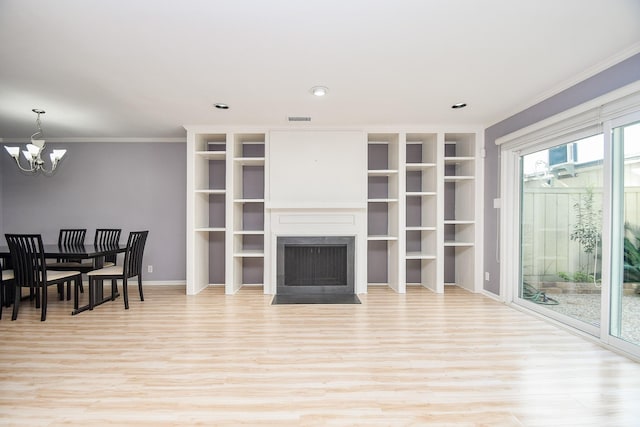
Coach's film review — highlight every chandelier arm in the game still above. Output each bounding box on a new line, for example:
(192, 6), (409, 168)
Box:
(10, 155), (37, 173)
(31, 130), (44, 142)
(38, 165), (55, 175)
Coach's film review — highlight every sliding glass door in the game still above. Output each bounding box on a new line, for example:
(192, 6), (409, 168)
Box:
(502, 88), (640, 358)
(519, 135), (604, 334)
(516, 115), (640, 355)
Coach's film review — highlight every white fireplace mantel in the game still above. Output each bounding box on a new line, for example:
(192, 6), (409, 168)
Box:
(265, 130), (368, 294)
(267, 205), (368, 295)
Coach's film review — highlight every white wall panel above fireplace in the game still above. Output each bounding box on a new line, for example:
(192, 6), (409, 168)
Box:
(268, 130), (366, 208)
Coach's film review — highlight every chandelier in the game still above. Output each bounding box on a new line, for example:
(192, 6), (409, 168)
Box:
(4, 109), (66, 174)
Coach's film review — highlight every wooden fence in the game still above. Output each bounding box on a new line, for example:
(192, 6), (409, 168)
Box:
(521, 187), (640, 283)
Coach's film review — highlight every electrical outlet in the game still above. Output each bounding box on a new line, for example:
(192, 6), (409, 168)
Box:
(147, 265), (153, 273)
(485, 272), (490, 281)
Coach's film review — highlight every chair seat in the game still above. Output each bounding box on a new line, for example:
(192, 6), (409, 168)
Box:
(88, 265), (123, 277)
(47, 260), (93, 269)
(103, 261), (115, 268)
(2, 270), (14, 281)
(47, 270), (82, 282)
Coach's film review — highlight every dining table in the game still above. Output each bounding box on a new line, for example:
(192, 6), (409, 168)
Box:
(0, 243), (125, 315)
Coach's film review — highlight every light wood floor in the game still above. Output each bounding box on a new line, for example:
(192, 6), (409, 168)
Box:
(2, 285), (640, 426)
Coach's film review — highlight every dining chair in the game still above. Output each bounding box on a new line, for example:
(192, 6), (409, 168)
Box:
(92, 228), (122, 297)
(5, 234), (83, 321)
(86, 231), (148, 310)
(0, 258), (15, 319)
(94, 229), (122, 268)
(47, 228), (89, 299)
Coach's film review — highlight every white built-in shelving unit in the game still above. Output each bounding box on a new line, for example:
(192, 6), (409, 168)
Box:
(189, 133), (228, 295)
(187, 129), (269, 295)
(443, 133), (477, 291)
(404, 133), (442, 293)
(231, 134), (266, 294)
(366, 134), (402, 292)
(187, 127), (481, 295)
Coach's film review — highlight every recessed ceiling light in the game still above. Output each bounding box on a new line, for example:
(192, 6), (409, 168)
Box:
(310, 86), (329, 97)
(451, 102), (467, 109)
(214, 103), (229, 109)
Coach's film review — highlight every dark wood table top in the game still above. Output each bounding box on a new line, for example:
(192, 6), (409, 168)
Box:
(0, 244), (125, 258)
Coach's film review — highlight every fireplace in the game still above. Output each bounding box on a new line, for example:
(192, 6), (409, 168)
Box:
(277, 236), (355, 295)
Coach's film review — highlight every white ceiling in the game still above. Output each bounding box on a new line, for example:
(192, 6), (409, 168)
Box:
(1, 0), (639, 140)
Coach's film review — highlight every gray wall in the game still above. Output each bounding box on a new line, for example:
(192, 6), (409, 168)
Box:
(1, 142), (186, 281)
(483, 52), (640, 295)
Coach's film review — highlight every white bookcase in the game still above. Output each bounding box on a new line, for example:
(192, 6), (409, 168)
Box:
(366, 133), (403, 292)
(186, 129), (269, 295)
(443, 133), (477, 292)
(187, 127), (481, 296)
(404, 133), (442, 293)
(188, 132), (228, 295)
(231, 134), (266, 294)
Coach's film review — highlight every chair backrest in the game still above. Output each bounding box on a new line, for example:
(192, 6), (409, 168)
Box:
(122, 231), (149, 279)
(94, 229), (122, 264)
(58, 229), (86, 247)
(5, 234), (46, 288)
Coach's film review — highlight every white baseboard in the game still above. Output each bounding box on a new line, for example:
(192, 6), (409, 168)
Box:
(140, 280), (186, 287)
(79, 279), (185, 287)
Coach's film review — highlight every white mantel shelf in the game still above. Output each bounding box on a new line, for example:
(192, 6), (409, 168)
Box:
(266, 202), (367, 210)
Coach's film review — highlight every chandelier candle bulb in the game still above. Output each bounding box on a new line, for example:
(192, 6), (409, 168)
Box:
(5, 146), (19, 158)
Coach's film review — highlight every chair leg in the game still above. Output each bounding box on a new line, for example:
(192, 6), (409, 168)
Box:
(2, 282), (10, 307)
(88, 277), (94, 310)
(12, 285), (20, 321)
(138, 276), (144, 301)
(66, 281), (72, 301)
(73, 277), (80, 312)
(111, 279), (117, 301)
(123, 279), (129, 310)
(41, 285), (47, 321)
(58, 283), (64, 301)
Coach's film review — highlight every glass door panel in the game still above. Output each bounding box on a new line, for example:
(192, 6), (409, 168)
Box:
(611, 121), (640, 345)
(520, 134), (603, 331)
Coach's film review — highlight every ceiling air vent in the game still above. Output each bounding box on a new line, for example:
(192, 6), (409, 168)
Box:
(287, 116), (311, 122)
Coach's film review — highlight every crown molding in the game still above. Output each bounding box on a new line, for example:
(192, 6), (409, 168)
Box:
(0, 137), (186, 144)
(487, 42), (640, 128)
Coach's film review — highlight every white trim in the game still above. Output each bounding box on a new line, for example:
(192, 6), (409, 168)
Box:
(499, 149), (519, 303)
(184, 124), (484, 134)
(496, 81), (640, 148)
(2, 137), (186, 143)
(474, 132), (486, 293)
(140, 280), (186, 286)
(600, 119), (613, 345)
(479, 288), (503, 302)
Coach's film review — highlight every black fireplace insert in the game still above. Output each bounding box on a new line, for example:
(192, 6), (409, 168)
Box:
(276, 236), (355, 295)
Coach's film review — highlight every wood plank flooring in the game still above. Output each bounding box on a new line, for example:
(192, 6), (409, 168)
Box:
(1, 285), (640, 426)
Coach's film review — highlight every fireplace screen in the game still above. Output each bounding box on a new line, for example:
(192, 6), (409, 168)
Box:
(284, 245), (347, 286)
(277, 236), (355, 295)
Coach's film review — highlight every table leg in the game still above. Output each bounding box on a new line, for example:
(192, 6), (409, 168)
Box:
(71, 255), (119, 315)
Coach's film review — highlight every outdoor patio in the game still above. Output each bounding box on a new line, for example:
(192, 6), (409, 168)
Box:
(530, 290), (640, 345)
